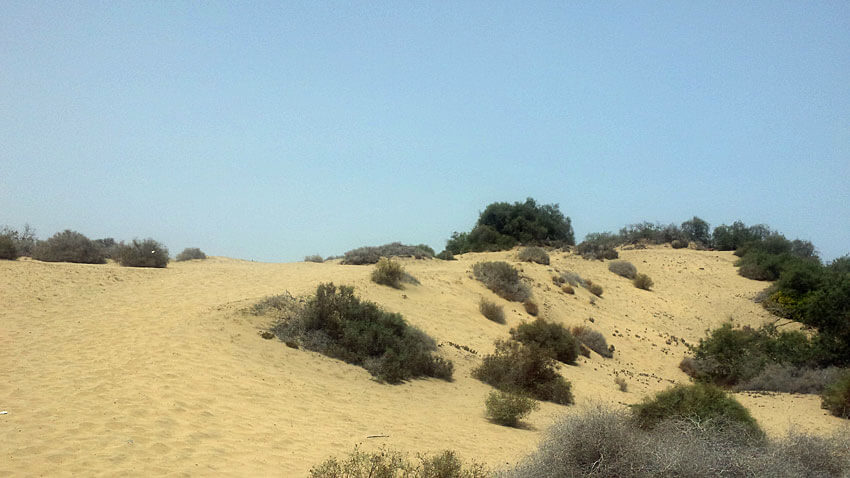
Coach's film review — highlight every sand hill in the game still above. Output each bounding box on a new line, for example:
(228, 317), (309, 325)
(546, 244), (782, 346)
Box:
(1, 246), (845, 476)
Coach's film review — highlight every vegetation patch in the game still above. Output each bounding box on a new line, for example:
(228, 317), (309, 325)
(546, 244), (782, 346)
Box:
(517, 246), (550, 265)
(571, 326), (613, 358)
(176, 247), (207, 261)
(310, 447), (487, 478)
(608, 260), (637, 279)
(821, 371), (850, 419)
(485, 390), (539, 427)
(479, 299), (506, 324)
(371, 258), (407, 289)
(304, 254), (323, 263)
(473, 339), (573, 405)
(342, 242), (434, 265)
(472, 261), (531, 302)
(734, 364), (846, 394)
(116, 238), (169, 268)
(32, 229), (106, 264)
(0, 224), (36, 257)
(436, 249), (456, 260)
(576, 233), (619, 260)
(523, 300), (539, 316)
(588, 283), (603, 297)
(267, 283), (452, 384)
(0, 234), (17, 260)
(510, 318), (580, 365)
(633, 273), (654, 290)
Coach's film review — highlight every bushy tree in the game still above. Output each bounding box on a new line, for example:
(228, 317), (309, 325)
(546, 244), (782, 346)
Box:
(115, 238), (169, 268)
(681, 216), (711, 245)
(32, 230), (106, 264)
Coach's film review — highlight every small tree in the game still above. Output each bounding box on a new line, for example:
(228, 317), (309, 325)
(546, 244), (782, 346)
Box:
(32, 230), (106, 264)
(485, 390), (539, 427)
(681, 216), (711, 246)
(116, 239), (169, 268)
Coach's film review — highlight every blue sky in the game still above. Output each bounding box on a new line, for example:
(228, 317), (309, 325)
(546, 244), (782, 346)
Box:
(2, 2), (848, 262)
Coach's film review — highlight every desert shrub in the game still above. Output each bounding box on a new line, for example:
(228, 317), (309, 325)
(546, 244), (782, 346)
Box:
(614, 377), (628, 392)
(523, 300), (539, 316)
(479, 299), (506, 324)
(473, 339), (573, 405)
(571, 326), (612, 358)
(681, 216), (711, 245)
(436, 250), (456, 260)
(485, 390), (539, 427)
(0, 234), (18, 260)
(821, 371), (850, 419)
(342, 242), (434, 265)
(577, 233), (619, 260)
(115, 238), (169, 268)
(734, 364), (846, 394)
(372, 258), (406, 289)
(561, 285), (574, 294)
(304, 254), (323, 263)
(446, 198), (575, 254)
(510, 318), (580, 365)
(93, 238), (119, 259)
(712, 221), (773, 251)
(559, 271), (585, 287)
(633, 273), (653, 290)
(607, 260), (636, 279)
(473, 261), (531, 302)
(269, 283), (452, 384)
(32, 230), (106, 264)
(588, 283), (603, 297)
(670, 239), (688, 249)
(618, 221), (685, 245)
(517, 246), (550, 265)
(310, 447), (487, 478)
(250, 292), (298, 317)
(631, 382), (763, 437)
(176, 247), (207, 261)
(1, 224), (36, 257)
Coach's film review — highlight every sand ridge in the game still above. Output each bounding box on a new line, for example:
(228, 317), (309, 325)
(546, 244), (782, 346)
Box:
(1, 248), (846, 476)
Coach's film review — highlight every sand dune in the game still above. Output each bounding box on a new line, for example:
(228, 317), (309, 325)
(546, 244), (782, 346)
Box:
(1, 247), (845, 476)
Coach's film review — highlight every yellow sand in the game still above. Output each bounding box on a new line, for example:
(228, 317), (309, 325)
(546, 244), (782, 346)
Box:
(1, 247), (846, 476)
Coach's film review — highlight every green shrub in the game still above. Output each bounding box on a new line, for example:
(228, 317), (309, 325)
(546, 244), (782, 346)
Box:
(479, 299), (506, 324)
(681, 216), (711, 245)
(269, 283), (452, 384)
(342, 242), (434, 265)
(304, 254), (323, 263)
(473, 339), (573, 405)
(510, 318), (580, 365)
(309, 447), (488, 478)
(712, 221), (772, 251)
(436, 249), (456, 260)
(523, 300), (539, 316)
(485, 390), (539, 427)
(821, 371), (850, 419)
(115, 238), (169, 268)
(588, 283), (603, 297)
(32, 230), (106, 264)
(577, 233), (619, 260)
(633, 273), (654, 290)
(472, 261), (531, 302)
(571, 326), (612, 358)
(518, 246), (550, 265)
(371, 258), (405, 289)
(734, 364), (845, 394)
(176, 247), (207, 261)
(0, 234), (18, 260)
(631, 383), (763, 438)
(670, 239), (688, 249)
(607, 260), (636, 279)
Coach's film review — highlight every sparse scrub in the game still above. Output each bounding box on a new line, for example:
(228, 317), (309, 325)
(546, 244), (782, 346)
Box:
(485, 390), (539, 427)
(560, 271), (585, 287)
(268, 283), (452, 384)
(517, 246), (550, 265)
(734, 364), (845, 394)
(304, 254), (323, 263)
(571, 326), (612, 358)
(32, 230), (106, 264)
(608, 260), (636, 279)
(176, 247), (207, 261)
(615, 377), (628, 392)
(821, 371), (850, 419)
(310, 447), (487, 478)
(342, 242), (434, 265)
(633, 273), (653, 290)
(473, 261), (531, 302)
(479, 299), (506, 324)
(510, 318), (580, 365)
(249, 292), (298, 317)
(115, 238), (169, 268)
(473, 339), (573, 405)
(523, 300), (539, 316)
(371, 258), (406, 289)
(577, 233), (619, 260)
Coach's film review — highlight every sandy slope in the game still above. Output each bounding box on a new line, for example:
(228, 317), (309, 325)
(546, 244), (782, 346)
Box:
(1, 247), (846, 476)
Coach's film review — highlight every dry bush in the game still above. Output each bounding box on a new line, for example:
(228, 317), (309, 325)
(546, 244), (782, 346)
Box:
(371, 258), (406, 289)
(485, 390), (539, 427)
(671, 239), (689, 249)
(523, 300), (539, 316)
(473, 339), (573, 405)
(32, 229), (106, 264)
(116, 238), (169, 268)
(517, 246), (550, 265)
(561, 285), (575, 295)
(614, 377), (628, 392)
(571, 326), (613, 358)
(607, 260), (636, 279)
(560, 271), (585, 287)
(176, 247), (206, 261)
(473, 261), (531, 302)
(633, 273), (654, 290)
(310, 447), (488, 478)
(479, 299), (506, 324)
(588, 283), (603, 297)
(304, 254), (324, 263)
(734, 364), (845, 394)
(343, 242), (434, 265)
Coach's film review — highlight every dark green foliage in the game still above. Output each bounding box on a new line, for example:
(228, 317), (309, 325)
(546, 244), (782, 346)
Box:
(618, 221), (685, 245)
(607, 260), (636, 279)
(485, 390), (539, 427)
(631, 383), (763, 437)
(446, 198), (574, 254)
(712, 221), (772, 251)
(115, 238), (169, 268)
(633, 273), (653, 290)
(821, 371), (850, 419)
(734, 364), (846, 394)
(32, 230), (106, 264)
(371, 258), (405, 289)
(269, 283), (452, 384)
(571, 326), (612, 358)
(576, 232), (619, 260)
(176, 247), (207, 261)
(796, 256), (850, 365)
(681, 216), (711, 245)
(473, 339), (574, 405)
(517, 246), (550, 265)
(342, 242), (434, 265)
(472, 261), (531, 302)
(304, 254), (324, 263)
(310, 447), (488, 478)
(0, 234), (18, 260)
(436, 249), (456, 260)
(479, 299), (506, 324)
(510, 318), (580, 365)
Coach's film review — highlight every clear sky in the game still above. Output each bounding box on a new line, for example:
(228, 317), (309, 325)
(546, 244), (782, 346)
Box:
(2, 1), (848, 262)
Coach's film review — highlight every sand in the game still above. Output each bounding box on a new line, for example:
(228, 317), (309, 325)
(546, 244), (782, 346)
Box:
(1, 247), (846, 476)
